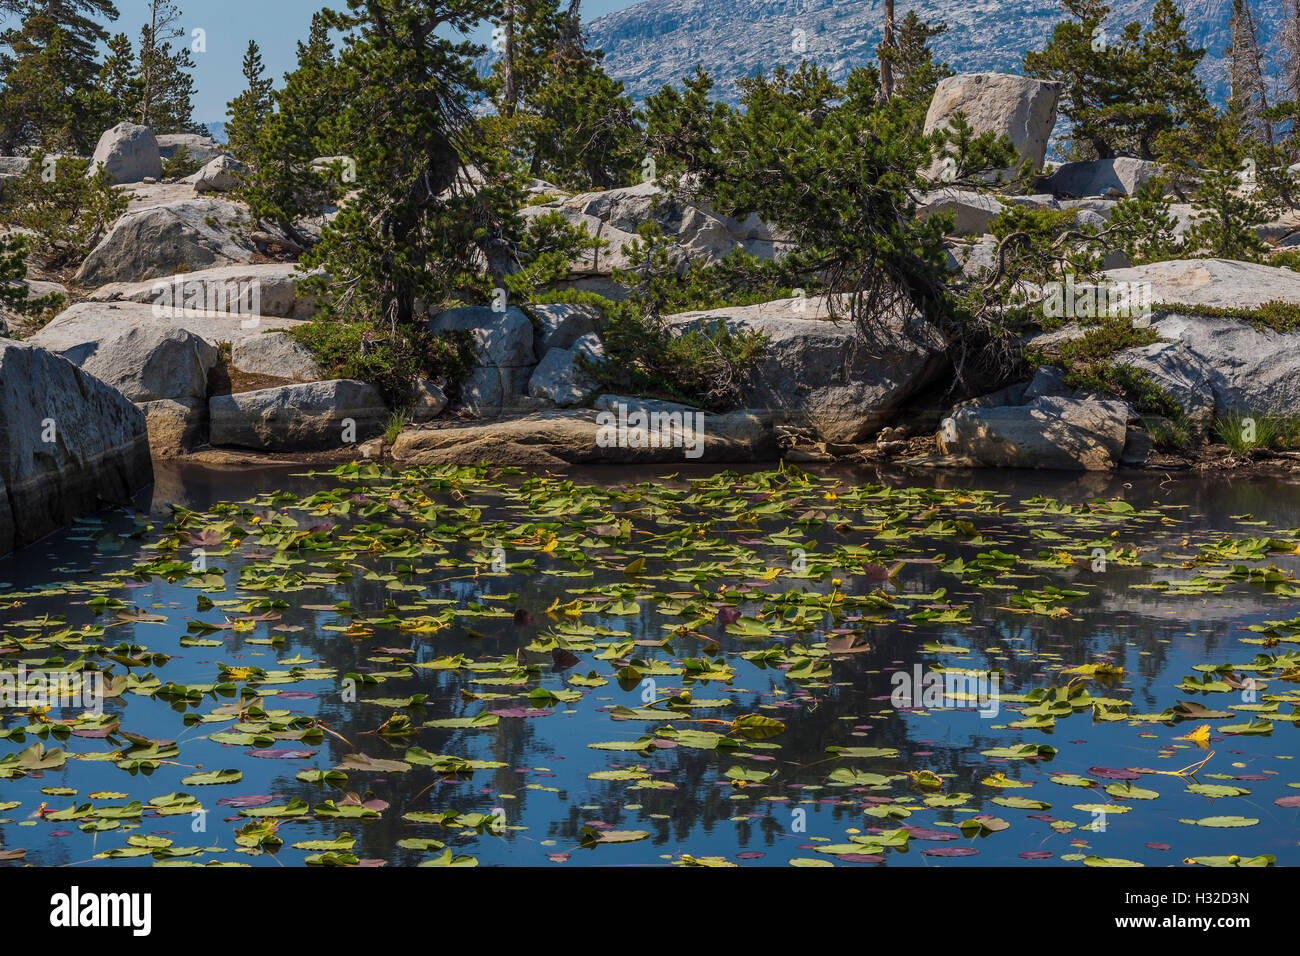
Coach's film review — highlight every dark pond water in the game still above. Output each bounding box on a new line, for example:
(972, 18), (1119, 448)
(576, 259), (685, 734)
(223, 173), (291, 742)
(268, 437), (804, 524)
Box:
(0, 461), (1297, 868)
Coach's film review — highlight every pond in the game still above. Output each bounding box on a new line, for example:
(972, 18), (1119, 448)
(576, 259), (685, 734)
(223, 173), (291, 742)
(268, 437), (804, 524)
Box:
(0, 461), (1297, 868)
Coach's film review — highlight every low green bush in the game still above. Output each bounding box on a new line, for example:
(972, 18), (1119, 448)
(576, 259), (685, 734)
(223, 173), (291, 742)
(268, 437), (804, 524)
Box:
(0, 151), (126, 268)
(286, 320), (475, 406)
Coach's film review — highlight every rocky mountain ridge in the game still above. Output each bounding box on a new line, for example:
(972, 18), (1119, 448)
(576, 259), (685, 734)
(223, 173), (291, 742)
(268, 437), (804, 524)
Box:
(582, 0), (1281, 106)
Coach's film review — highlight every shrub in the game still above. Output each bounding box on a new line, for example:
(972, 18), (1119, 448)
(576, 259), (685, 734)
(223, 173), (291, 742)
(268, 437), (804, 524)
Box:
(1175, 301), (1300, 335)
(0, 234), (65, 320)
(1144, 415), (1194, 453)
(1027, 316), (1181, 419)
(161, 150), (204, 180)
(589, 305), (768, 410)
(1062, 362), (1183, 419)
(575, 222), (781, 410)
(287, 319), (475, 407)
(1051, 320), (1160, 365)
(0, 151), (126, 268)
(383, 408), (410, 444)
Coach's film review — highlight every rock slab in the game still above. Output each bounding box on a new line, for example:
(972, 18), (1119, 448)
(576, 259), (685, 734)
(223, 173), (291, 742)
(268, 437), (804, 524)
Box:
(0, 341), (153, 555)
(938, 395), (1132, 471)
(664, 297), (946, 443)
(208, 380), (388, 452)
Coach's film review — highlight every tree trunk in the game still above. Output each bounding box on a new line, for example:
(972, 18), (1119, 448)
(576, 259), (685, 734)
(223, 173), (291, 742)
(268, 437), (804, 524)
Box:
(1229, 0), (1274, 147)
(139, 2), (160, 127)
(501, 0), (518, 118)
(880, 0), (895, 101)
(561, 0), (582, 53)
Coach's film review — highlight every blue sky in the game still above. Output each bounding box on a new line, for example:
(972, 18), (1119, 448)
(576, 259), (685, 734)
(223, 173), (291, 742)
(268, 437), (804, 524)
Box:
(104, 0), (640, 121)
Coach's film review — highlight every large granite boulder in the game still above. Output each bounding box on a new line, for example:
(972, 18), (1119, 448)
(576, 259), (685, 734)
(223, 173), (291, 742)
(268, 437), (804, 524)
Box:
(27, 319), (218, 404)
(230, 330), (323, 382)
(74, 198), (257, 287)
(0, 341), (152, 555)
(0, 156), (28, 195)
(89, 123), (162, 185)
(662, 297), (947, 443)
(938, 395), (1133, 470)
(88, 264), (318, 320)
(410, 378), (449, 423)
(1044, 158), (1162, 198)
(1113, 313), (1300, 424)
(529, 302), (603, 357)
(1055, 199), (1202, 239)
(32, 301), (302, 352)
(138, 398), (207, 459)
(528, 332), (603, 406)
(428, 306), (536, 414)
(209, 380), (388, 452)
(917, 190), (1005, 236)
(191, 155), (246, 193)
(923, 74), (1062, 177)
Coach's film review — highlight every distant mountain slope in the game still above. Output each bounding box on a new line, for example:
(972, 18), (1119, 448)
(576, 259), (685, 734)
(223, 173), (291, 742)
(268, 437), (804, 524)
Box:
(584, 0), (1282, 106)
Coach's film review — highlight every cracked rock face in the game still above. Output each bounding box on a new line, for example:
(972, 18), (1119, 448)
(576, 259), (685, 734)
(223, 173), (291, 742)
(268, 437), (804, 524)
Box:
(0, 341), (152, 555)
(428, 306), (537, 415)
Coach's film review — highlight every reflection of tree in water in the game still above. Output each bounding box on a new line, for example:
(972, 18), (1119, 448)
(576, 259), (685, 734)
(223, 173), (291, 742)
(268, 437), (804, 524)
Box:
(194, 465), (1300, 863)
(11, 464), (1300, 865)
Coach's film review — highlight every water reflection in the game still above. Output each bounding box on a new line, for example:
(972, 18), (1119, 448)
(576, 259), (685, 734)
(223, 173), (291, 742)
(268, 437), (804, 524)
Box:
(0, 461), (1297, 867)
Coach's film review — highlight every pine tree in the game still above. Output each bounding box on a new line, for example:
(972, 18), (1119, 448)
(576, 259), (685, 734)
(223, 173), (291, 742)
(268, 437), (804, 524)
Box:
(239, 12), (344, 245)
(878, 0), (895, 101)
(644, 67), (731, 185)
(1, 0), (118, 75)
(97, 31), (138, 126)
(299, 0), (512, 332)
(1, 235), (65, 321)
(1185, 126), (1272, 261)
(685, 61), (1024, 386)
(499, 0), (519, 118)
(1025, 0), (1132, 159)
(0, 151), (127, 267)
(1226, 0), (1272, 148)
(485, 0), (641, 190)
(0, 1), (121, 152)
(1026, 0), (1211, 162)
(1139, 0), (1215, 160)
(136, 0), (199, 133)
(1284, 0), (1300, 110)
(879, 10), (952, 119)
(224, 40), (274, 162)
(1267, 0), (1300, 163)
